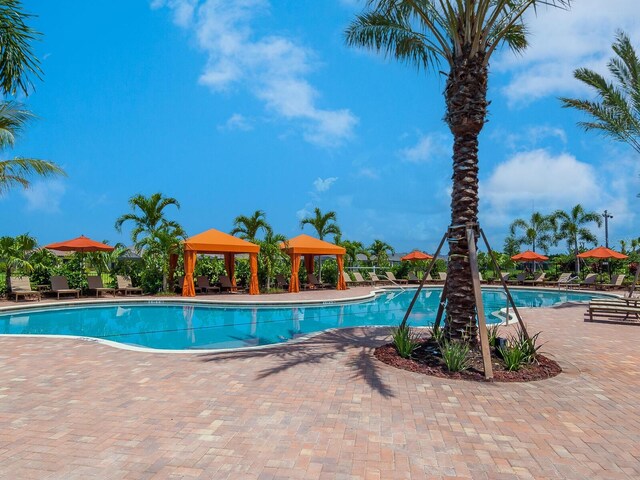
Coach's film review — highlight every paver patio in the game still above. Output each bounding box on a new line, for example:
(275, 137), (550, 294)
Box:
(1, 293), (639, 479)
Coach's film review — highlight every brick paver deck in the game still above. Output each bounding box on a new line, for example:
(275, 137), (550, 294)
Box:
(1, 295), (639, 479)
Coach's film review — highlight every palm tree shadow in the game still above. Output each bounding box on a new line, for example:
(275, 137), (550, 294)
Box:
(197, 327), (396, 398)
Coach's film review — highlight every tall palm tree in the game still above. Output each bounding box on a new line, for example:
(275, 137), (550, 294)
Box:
(231, 210), (272, 242)
(368, 239), (395, 265)
(0, 102), (65, 194)
(560, 31), (640, 156)
(0, 0), (42, 96)
(346, 0), (570, 342)
(299, 207), (341, 241)
(509, 212), (556, 253)
(114, 193), (181, 248)
(553, 204), (602, 273)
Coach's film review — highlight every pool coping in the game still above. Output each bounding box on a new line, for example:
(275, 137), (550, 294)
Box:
(0, 286), (621, 355)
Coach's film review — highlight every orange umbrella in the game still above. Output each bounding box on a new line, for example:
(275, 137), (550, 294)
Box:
(45, 235), (114, 253)
(401, 250), (433, 261)
(511, 250), (549, 262)
(577, 246), (628, 260)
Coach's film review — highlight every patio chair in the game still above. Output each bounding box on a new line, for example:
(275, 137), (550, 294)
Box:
(352, 272), (372, 286)
(174, 275), (184, 293)
(385, 271), (408, 284)
(431, 272), (446, 284)
(524, 271), (546, 286)
(116, 275), (143, 296)
(500, 272), (510, 283)
(407, 272), (420, 284)
(9, 276), (40, 302)
(87, 275), (115, 297)
(368, 273), (389, 286)
(598, 274), (626, 291)
(508, 272), (526, 285)
(196, 275), (220, 294)
(219, 275), (244, 293)
(579, 273), (598, 289)
(547, 272), (578, 289)
(50, 275), (81, 299)
(342, 271), (358, 287)
(307, 273), (331, 289)
(275, 274), (289, 290)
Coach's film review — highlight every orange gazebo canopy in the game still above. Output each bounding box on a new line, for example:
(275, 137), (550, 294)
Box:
(45, 235), (114, 252)
(511, 250), (548, 262)
(401, 250), (433, 261)
(280, 234), (346, 255)
(184, 228), (260, 254)
(577, 246), (628, 260)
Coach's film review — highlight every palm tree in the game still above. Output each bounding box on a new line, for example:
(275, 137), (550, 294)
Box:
(0, 102), (65, 194)
(368, 239), (395, 265)
(258, 230), (287, 290)
(339, 239), (366, 266)
(553, 204), (602, 274)
(114, 193), (181, 248)
(560, 31), (640, 156)
(231, 210), (272, 242)
(300, 207), (341, 241)
(137, 224), (186, 292)
(300, 208), (341, 281)
(0, 233), (37, 290)
(509, 212), (556, 253)
(346, 0), (570, 342)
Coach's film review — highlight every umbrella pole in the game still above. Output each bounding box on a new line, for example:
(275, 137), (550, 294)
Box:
(400, 232), (447, 330)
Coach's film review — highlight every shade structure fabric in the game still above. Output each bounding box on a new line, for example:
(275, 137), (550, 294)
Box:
(511, 250), (549, 262)
(281, 234), (347, 292)
(45, 235), (114, 252)
(182, 228), (260, 296)
(577, 246), (628, 260)
(401, 250), (433, 261)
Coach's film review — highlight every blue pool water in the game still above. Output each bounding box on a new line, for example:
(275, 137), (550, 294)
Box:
(0, 288), (605, 350)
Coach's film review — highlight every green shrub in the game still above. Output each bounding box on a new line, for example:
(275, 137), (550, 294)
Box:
(440, 340), (471, 372)
(498, 343), (528, 371)
(391, 323), (422, 359)
(512, 328), (542, 364)
(487, 324), (500, 347)
(431, 323), (444, 343)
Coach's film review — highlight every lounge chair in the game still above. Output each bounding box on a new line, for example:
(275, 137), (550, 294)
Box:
(50, 275), (81, 299)
(307, 273), (331, 289)
(342, 271), (358, 287)
(369, 272), (389, 286)
(478, 272), (488, 284)
(547, 272), (578, 289)
(9, 276), (40, 302)
(219, 274), (244, 293)
(352, 272), (372, 286)
(508, 273), (526, 285)
(524, 271), (545, 286)
(407, 272), (420, 284)
(116, 275), (143, 296)
(275, 274), (289, 290)
(174, 275), (184, 293)
(87, 276), (115, 297)
(598, 274), (626, 291)
(500, 272), (510, 283)
(579, 273), (598, 289)
(385, 271), (408, 284)
(431, 272), (446, 284)
(196, 275), (220, 294)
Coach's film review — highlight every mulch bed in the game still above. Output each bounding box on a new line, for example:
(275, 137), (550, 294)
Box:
(375, 338), (561, 382)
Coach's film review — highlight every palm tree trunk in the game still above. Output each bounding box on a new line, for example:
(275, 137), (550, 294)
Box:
(443, 50), (488, 344)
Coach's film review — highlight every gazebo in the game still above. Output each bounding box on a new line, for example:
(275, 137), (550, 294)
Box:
(280, 234), (347, 292)
(181, 229), (260, 296)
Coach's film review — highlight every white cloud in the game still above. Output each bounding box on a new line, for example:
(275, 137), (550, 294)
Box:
(218, 113), (253, 131)
(399, 133), (450, 163)
(497, 0), (640, 106)
(313, 177), (338, 192)
(492, 125), (567, 151)
(20, 181), (66, 213)
(154, 0), (358, 147)
(357, 167), (379, 180)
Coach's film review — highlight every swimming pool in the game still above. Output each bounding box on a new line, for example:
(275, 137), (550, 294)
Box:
(0, 288), (606, 351)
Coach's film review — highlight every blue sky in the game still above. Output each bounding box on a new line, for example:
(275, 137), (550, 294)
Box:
(3, 0), (639, 254)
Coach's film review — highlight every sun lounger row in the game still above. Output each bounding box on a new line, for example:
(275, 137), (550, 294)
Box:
(9, 275), (143, 301)
(587, 296), (640, 323)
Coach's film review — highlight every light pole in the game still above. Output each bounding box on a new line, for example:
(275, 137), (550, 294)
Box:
(602, 210), (613, 248)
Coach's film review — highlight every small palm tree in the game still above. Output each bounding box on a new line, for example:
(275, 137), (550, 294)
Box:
(553, 204), (602, 273)
(560, 31), (640, 156)
(0, 233), (37, 290)
(346, 0), (570, 342)
(231, 210), (272, 242)
(258, 230), (287, 290)
(509, 212), (556, 253)
(339, 239), (366, 266)
(300, 207), (341, 241)
(368, 239), (395, 266)
(137, 224), (186, 292)
(0, 0), (42, 96)
(0, 102), (65, 194)
(115, 193), (181, 248)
